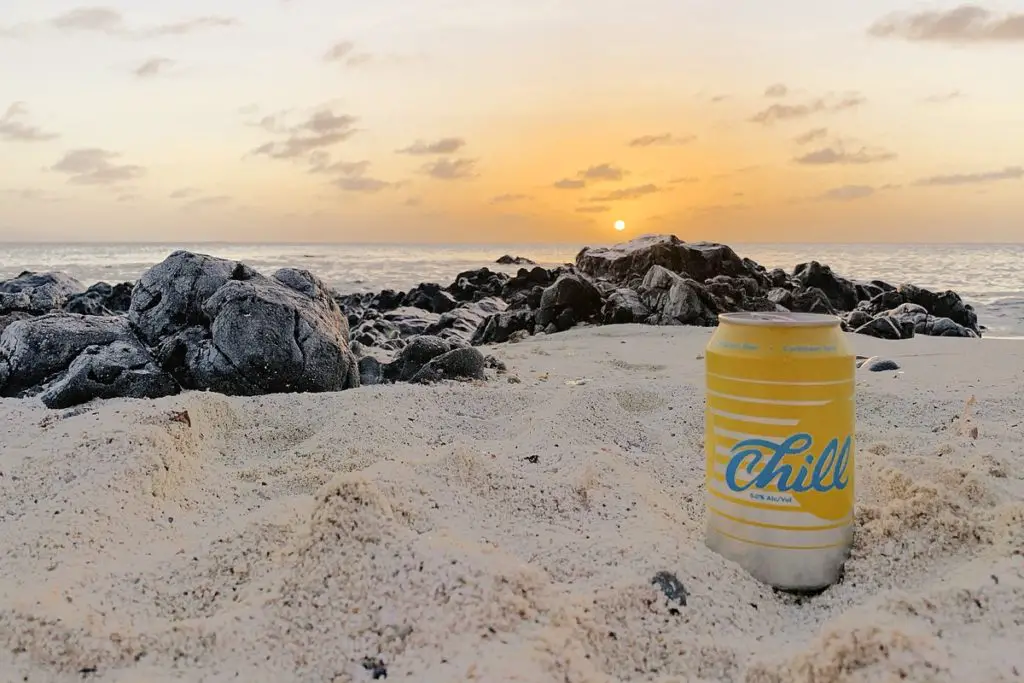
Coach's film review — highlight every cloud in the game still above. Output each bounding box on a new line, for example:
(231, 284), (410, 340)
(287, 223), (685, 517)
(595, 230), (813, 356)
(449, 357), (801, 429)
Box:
(815, 185), (876, 201)
(322, 40), (408, 68)
(553, 178), (586, 189)
(1, 188), (62, 202)
(397, 137), (466, 155)
(922, 90), (964, 104)
(250, 107), (359, 161)
(576, 205), (611, 213)
(134, 57), (174, 78)
(868, 6), (1024, 43)
(710, 94), (730, 103)
(308, 155), (396, 192)
(627, 133), (695, 147)
(169, 187), (199, 199)
(914, 165), (1023, 186)
(669, 176), (699, 184)
(794, 145), (897, 165)
(579, 163), (626, 181)
(48, 7), (237, 37)
(490, 193), (531, 203)
(750, 94), (865, 125)
(50, 148), (145, 185)
(587, 184), (660, 202)
(0, 102), (58, 142)
(421, 158), (478, 180)
(764, 83), (788, 98)
(794, 127), (828, 145)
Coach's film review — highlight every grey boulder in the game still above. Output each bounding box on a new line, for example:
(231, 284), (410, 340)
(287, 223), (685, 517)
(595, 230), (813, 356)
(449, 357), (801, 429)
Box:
(0, 271), (85, 315)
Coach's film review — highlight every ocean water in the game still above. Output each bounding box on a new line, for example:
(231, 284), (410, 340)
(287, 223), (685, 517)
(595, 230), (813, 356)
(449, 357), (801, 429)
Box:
(1, 242), (1021, 337)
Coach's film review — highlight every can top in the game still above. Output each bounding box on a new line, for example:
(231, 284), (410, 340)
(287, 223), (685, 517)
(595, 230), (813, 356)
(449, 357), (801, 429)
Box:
(718, 311), (841, 327)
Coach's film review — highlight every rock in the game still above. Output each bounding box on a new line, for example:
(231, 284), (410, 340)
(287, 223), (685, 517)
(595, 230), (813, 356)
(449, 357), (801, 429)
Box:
(792, 261), (858, 311)
(767, 268), (790, 288)
(495, 254), (536, 265)
(789, 287), (836, 315)
(472, 309), (537, 344)
(63, 281), (134, 316)
(351, 317), (402, 349)
(427, 297), (508, 344)
(651, 571), (688, 607)
(0, 271), (85, 314)
(637, 265), (718, 326)
(576, 234), (754, 284)
(767, 288), (794, 309)
(405, 283), (458, 314)
(602, 288), (650, 324)
(864, 289), (904, 315)
(409, 347), (486, 384)
(0, 313), (177, 408)
(447, 268), (508, 302)
(383, 335), (452, 382)
(536, 273), (603, 332)
(860, 357), (901, 372)
(885, 303), (977, 338)
(704, 275), (776, 313)
(129, 251), (359, 396)
(381, 307), (442, 337)
(0, 311), (34, 337)
(501, 267), (558, 309)
(854, 315), (912, 340)
(843, 309), (874, 330)
(357, 356), (384, 386)
(39, 340), (180, 409)
(897, 284), (979, 333)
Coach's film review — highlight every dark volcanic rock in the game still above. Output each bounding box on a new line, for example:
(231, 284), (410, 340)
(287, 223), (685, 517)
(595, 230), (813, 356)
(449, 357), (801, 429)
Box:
(405, 282), (458, 314)
(495, 255), (535, 265)
(39, 340), (180, 409)
(357, 356), (384, 386)
(792, 261), (858, 311)
(383, 335), (453, 382)
(0, 311), (35, 337)
(473, 309), (537, 344)
(638, 265), (718, 326)
(0, 271), (85, 315)
(381, 307), (441, 338)
(897, 284), (979, 333)
(536, 273), (603, 332)
(0, 313), (178, 407)
(789, 287), (836, 315)
(129, 251), (359, 396)
(855, 315), (913, 340)
(447, 268), (509, 302)
(576, 234), (753, 284)
(427, 297), (507, 344)
(63, 281), (134, 316)
(884, 303), (978, 338)
(602, 288), (650, 325)
(409, 347), (486, 383)
(501, 266), (560, 310)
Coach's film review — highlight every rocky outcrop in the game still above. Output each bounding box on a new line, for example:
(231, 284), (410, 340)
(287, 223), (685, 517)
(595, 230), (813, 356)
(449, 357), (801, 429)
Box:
(0, 271), (84, 315)
(63, 281), (134, 316)
(637, 266), (718, 326)
(575, 234), (755, 285)
(129, 251), (359, 396)
(495, 255), (535, 265)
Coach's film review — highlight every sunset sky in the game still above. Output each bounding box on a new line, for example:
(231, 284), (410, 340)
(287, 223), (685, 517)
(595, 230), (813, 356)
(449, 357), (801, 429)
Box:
(2, 1), (1023, 244)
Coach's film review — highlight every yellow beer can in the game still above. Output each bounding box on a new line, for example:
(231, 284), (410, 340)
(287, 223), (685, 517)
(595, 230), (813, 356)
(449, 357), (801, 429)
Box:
(704, 311), (855, 591)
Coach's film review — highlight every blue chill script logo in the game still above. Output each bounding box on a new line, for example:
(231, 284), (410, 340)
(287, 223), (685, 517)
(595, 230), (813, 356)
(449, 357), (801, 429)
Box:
(724, 433), (852, 493)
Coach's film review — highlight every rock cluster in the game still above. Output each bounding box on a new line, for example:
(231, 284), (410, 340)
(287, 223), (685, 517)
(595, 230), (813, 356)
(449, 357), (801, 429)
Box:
(0, 234), (980, 408)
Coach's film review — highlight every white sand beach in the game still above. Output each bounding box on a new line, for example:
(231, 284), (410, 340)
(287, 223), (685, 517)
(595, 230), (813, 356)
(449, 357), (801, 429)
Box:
(1, 325), (1021, 683)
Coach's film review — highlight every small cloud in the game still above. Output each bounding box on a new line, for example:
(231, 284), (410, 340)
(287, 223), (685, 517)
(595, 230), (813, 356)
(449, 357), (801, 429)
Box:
(914, 165), (1023, 186)
(587, 184), (660, 202)
(116, 192), (140, 203)
(1, 188), (61, 202)
(397, 137), (465, 155)
(750, 94), (865, 125)
(169, 187), (199, 199)
(922, 90), (964, 104)
(794, 127), (828, 145)
(323, 41), (354, 61)
(48, 8), (237, 37)
(134, 57), (174, 78)
(421, 158), (478, 180)
(308, 155), (396, 192)
(553, 178), (586, 189)
(490, 193), (531, 204)
(580, 163), (626, 181)
(627, 133), (696, 147)
(250, 107), (359, 161)
(50, 148), (145, 185)
(575, 205), (611, 213)
(403, 197), (422, 207)
(794, 145), (897, 165)
(669, 176), (699, 184)
(868, 6), (1024, 43)
(710, 94), (730, 103)
(335, 176), (392, 193)
(1, 102), (59, 142)
(764, 83), (788, 98)
(815, 185), (876, 201)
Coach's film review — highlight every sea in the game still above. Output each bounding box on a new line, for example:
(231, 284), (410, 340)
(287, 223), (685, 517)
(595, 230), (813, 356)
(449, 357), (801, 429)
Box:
(1, 242), (1022, 338)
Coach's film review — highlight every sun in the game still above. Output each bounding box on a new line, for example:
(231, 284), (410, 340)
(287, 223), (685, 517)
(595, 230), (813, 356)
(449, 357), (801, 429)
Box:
(614, 219), (626, 231)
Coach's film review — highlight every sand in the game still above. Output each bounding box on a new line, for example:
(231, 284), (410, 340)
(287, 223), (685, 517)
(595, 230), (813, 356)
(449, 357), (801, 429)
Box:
(1, 325), (1022, 683)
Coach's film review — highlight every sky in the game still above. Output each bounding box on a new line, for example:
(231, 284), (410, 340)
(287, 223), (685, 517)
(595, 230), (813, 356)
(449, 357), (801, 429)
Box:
(2, 1), (1024, 244)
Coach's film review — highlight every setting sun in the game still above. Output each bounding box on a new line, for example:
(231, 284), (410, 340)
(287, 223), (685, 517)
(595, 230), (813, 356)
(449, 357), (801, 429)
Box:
(614, 220), (626, 231)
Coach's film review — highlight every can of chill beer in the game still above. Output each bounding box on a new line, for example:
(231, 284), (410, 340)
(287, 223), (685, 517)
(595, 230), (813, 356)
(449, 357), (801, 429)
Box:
(704, 311), (855, 591)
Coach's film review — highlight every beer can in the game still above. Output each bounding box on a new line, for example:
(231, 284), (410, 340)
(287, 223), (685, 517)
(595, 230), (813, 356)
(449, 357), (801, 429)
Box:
(704, 311), (855, 591)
